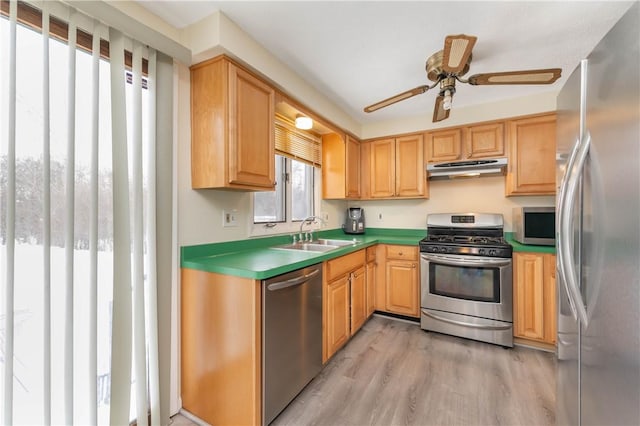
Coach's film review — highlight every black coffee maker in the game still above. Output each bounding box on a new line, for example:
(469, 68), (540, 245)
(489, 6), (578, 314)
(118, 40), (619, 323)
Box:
(344, 207), (365, 234)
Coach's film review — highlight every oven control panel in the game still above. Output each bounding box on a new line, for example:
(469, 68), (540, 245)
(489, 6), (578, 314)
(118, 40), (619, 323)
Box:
(420, 243), (512, 258)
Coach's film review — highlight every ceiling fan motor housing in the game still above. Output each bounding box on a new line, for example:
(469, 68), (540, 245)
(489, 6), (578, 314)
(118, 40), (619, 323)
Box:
(426, 50), (472, 82)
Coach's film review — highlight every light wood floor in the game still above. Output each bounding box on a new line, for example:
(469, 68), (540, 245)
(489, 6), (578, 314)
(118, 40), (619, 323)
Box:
(272, 315), (556, 426)
(172, 315), (556, 426)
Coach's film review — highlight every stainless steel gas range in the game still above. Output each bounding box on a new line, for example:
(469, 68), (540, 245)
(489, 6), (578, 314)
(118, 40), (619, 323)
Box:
(419, 213), (513, 347)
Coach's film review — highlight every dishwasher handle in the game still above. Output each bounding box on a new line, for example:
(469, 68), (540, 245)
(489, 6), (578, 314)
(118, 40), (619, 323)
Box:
(267, 268), (320, 291)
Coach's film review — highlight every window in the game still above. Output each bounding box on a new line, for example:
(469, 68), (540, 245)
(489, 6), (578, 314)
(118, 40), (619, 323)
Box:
(252, 155), (318, 234)
(253, 114), (321, 235)
(0, 8), (154, 424)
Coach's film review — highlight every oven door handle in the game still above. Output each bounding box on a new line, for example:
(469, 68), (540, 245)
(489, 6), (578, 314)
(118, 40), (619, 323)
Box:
(421, 309), (512, 331)
(420, 253), (511, 268)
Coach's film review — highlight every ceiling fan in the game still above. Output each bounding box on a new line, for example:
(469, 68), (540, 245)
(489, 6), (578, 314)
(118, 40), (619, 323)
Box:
(364, 34), (562, 122)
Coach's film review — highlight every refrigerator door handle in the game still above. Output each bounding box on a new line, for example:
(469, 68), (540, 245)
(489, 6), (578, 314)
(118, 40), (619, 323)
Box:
(557, 136), (581, 320)
(558, 130), (591, 327)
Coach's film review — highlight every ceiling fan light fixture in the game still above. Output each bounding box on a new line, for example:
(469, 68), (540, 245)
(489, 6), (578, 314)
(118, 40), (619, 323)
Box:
(295, 114), (313, 130)
(443, 89), (453, 110)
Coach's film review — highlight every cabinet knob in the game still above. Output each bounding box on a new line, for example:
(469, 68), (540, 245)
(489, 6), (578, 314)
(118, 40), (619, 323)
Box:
(412, 263), (416, 268)
(398, 252), (403, 256)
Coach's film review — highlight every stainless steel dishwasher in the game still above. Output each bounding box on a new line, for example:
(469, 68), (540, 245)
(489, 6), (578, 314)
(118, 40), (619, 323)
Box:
(262, 263), (323, 425)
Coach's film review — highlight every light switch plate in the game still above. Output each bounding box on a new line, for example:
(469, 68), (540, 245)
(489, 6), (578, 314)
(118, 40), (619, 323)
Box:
(222, 209), (238, 227)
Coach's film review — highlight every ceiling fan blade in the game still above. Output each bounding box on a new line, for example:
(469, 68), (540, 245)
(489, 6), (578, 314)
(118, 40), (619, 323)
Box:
(442, 34), (477, 74)
(364, 85), (430, 113)
(432, 95), (450, 122)
(468, 68), (562, 85)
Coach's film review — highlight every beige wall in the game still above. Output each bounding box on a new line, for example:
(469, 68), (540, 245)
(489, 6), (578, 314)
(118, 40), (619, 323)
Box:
(350, 176), (555, 232)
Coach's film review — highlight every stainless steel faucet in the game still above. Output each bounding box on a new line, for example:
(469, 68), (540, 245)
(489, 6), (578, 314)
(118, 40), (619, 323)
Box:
(298, 215), (326, 241)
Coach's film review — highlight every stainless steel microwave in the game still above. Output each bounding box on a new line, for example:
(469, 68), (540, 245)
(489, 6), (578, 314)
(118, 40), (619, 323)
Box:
(513, 207), (556, 246)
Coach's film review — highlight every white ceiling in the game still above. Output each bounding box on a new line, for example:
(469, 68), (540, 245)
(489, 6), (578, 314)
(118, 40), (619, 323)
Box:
(136, 1), (633, 124)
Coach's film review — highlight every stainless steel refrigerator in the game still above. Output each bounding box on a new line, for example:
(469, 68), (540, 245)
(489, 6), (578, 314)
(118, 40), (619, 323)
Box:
(556, 3), (639, 425)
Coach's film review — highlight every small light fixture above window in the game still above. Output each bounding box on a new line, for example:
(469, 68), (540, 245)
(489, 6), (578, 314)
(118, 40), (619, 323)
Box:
(295, 114), (313, 130)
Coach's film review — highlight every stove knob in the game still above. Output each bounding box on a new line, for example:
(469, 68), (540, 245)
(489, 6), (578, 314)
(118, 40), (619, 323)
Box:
(439, 247), (446, 253)
(489, 249), (496, 256)
(479, 248), (485, 255)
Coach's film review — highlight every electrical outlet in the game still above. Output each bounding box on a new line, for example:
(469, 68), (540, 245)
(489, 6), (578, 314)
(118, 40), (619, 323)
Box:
(321, 211), (329, 221)
(378, 213), (383, 221)
(223, 209), (238, 227)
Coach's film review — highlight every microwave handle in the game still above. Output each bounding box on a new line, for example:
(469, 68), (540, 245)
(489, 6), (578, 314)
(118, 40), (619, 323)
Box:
(557, 131), (591, 327)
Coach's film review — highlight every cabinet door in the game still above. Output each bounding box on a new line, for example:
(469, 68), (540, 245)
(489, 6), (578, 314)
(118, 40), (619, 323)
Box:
(359, 141), (371, 199)
(426, 129), (462, 163)
(324, 275), (350, 361)
(543, 254), (557, 344)
(514, 252), (545, 341)
(506, 114), (556, 195)
(366, 260), (376, 317)
(228, 63), (275, 188)
(369, 139), (396, 198)
(385, 259), (419, 317)
(321, 133), (346, 199)
(465, 122), (505, 159)
(350, 267), (367, 335)
(395, 134), (425, 197)
(346, 135), (361, 198)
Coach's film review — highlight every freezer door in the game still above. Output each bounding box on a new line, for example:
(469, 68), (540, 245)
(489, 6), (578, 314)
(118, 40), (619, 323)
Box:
(555, 58), (583, 426)
(579, 4), (640, 425)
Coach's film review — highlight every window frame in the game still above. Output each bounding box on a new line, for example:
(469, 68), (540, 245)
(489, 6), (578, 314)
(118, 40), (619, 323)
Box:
(250, 156), (321, 237)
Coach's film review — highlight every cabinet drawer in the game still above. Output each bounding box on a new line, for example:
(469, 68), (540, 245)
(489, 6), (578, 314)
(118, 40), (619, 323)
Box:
(385, 245), (418, 261)
(325, 250), (366, 281)
(366, 246), (377, 262)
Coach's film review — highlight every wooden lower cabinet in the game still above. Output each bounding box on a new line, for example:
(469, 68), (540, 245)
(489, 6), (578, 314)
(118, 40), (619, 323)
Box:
(365, 247), (377, 317)
(385, 259), (420, 316)
(323, 250), (367, 362)
(513, 252), (557, 345)
(375, 245), (420, 318)
(350, 266), (367, 335)
(325, 274), (351, 361)
(181, 268), (261, 426)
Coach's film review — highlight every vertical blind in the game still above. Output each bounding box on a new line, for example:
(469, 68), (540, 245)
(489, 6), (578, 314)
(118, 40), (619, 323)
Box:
(0, 0), (173, 424)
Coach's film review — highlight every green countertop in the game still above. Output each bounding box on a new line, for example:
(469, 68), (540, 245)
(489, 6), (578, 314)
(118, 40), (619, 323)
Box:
(181, 228), (426, 279)
(505, 232), (556, 254)
(181, 229), (556, 279)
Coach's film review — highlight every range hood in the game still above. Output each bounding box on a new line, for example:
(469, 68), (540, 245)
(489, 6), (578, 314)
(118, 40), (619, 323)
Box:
(427, 158), (507, 180)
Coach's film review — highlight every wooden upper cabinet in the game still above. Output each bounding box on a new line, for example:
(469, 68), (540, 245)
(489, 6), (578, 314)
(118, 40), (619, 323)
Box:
(395, 135), (425, 197)
(427, 128), (462, 162)
(346, 135), (361, 198)
(465, 122), (505, 159)
(322, 133), (360, 199)
(365, 134), (427, 199)
(506, 113), (557, 196)
(427, 123), (504, 163)
(191, 56), (275, 190)
(369, 138), (395, 198)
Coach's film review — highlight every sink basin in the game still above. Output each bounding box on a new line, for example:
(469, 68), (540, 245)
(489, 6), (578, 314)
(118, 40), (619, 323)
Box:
(273, 238), (357, 253)
(274, 242), (340, 253)
(314, 238), (356, 247)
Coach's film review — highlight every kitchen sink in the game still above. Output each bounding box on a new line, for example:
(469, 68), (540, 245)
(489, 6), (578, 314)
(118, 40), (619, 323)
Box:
(273, 238), (356, 253)
(314, 238), (356, 247)
(274, 242), (340, 252)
